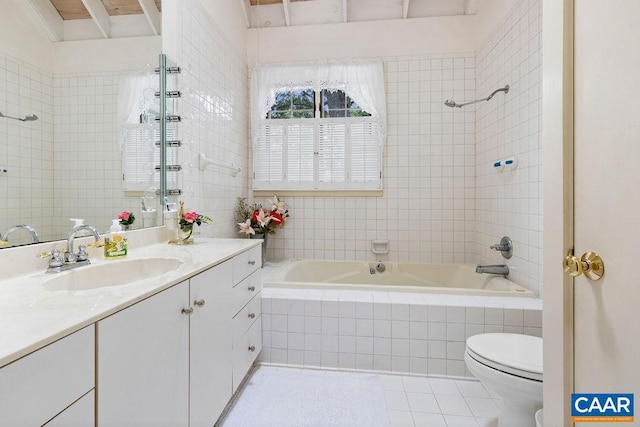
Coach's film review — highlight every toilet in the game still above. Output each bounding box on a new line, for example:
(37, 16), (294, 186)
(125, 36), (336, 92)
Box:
(465, 333), (543, 427)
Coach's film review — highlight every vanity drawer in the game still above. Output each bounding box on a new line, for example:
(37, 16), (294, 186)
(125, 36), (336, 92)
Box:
(232, 245), (261, 284)
(231, 269), (262, 317)
(232, 318), (262, 392)
(232, 292), (262, 347)
(0, 326), (95, 426)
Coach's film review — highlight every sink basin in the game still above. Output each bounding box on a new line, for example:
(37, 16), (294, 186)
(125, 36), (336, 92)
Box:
(43, 258), (183, 291)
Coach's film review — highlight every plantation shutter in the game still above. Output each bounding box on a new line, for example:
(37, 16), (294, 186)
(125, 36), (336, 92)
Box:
(122, 124), (154, 191)
(350, 121), (381, 185)
(254, 123), (285, 187)
(318, 122), (346, 186)
(286, 123), (315, 185)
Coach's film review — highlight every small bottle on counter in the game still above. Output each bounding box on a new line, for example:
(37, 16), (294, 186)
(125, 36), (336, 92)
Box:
(104, 219), (128, 259)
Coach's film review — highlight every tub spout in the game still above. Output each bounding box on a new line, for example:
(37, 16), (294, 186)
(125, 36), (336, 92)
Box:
(475, 264), (509, 276)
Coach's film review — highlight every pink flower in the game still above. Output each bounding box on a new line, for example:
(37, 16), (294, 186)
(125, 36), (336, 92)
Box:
(183, 212), (198, 223)
(118, 211), (131, 221)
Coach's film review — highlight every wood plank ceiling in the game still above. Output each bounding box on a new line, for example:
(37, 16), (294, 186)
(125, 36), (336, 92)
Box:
(50, 0), (161, 20)
(245, 0), (479, 29)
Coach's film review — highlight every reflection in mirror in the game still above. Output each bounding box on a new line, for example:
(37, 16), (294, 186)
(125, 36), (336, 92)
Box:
(0, 0), (162, 248)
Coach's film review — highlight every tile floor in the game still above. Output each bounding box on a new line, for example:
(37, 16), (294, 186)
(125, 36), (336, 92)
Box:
(380, 373), (501, 427)
(224, 365), (501, 427)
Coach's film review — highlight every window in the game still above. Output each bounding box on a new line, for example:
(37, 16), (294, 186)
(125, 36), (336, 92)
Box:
(251, 61), (386, 192)
(119, 72), (178, 193)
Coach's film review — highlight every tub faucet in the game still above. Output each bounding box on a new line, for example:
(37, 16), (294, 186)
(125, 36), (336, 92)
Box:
(1, 224), (40, 246)
(475, 264), (509, 276)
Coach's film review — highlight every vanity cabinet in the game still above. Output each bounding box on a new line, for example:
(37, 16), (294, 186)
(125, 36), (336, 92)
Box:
(97, 281), (190, 427)
(189, 261), (233, 426)
(97, 246), (260, 427)
(231, 246), (263, 392)
(0, 326), (95, 427)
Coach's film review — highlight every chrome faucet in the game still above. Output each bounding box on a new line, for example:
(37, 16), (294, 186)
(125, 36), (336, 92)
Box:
(490, 236), (513, 259)
(1, 224), (39, 246)
(66, 225), (101, 263)
(44, 225), (102, 273)
(475, 264), (510, 276)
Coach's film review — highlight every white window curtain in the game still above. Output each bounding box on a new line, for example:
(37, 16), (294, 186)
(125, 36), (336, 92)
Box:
(118, 72), (160, 191)
(251, 60), (386, 191)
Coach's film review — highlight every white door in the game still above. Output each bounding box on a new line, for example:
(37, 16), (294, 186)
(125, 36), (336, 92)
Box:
(573, 0), (640, 424)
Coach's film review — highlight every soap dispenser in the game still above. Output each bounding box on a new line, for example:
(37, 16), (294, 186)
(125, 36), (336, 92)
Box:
(104, 219), (128, 259)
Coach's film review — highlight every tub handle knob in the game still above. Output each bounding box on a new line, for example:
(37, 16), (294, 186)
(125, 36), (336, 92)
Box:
(248, 286), (256, 292)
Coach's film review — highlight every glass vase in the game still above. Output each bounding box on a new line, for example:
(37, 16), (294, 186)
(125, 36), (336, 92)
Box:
(176, 226), (194, 245)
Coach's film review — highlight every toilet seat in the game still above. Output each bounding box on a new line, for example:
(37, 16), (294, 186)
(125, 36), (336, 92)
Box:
(466, 333), (542, 382)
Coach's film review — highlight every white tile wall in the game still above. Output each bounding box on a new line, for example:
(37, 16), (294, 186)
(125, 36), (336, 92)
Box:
(171, 0), (249, 238)
(474, 0), (542, 296)
(257, 53), (477, 265)
(1, 53), (165, 243)
(53, 72), (139, 236)
(260, 288), (542, 378)
(0, 53), (55, 245)
(252, 0), (543, 298)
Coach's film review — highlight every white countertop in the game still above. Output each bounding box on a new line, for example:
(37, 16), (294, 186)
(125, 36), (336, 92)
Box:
(0, 238), (261, 368)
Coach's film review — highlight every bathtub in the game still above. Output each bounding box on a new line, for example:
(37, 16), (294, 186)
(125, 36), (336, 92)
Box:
(264, 259), (533, 297)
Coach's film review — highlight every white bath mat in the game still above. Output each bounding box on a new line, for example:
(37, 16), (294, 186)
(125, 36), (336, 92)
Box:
(221, 367), (390, 427)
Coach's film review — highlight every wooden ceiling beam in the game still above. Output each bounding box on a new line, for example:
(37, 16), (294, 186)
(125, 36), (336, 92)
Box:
(282, 0), (291, 26)
(464, 0), (479, 15)
(402, 0), (410, 19)
(137, 0), (161, 35)
(241, 0), (251, 28)
(27, 0), (64, 41)
(80, 0), (111, 38)
(342, 0), (348, 23)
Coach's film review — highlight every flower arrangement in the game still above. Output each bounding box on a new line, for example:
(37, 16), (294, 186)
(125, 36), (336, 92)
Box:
(235, 195), (289, 236)
(118, 211), (135, 228)
(178, 201), (212, 242)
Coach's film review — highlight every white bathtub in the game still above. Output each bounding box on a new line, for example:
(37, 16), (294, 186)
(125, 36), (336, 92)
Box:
(265, 259), (533, 297)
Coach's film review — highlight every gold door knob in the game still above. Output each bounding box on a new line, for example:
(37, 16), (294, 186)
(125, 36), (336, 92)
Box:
(181, 307), (194, 315)
(248, 312), (256, 319)
(248, 260), (256, 266)
(248, 345), (256, 352)
(563, 250), (605, 281)
(194, 299), (206, 307)
(248, 286), (256, 292)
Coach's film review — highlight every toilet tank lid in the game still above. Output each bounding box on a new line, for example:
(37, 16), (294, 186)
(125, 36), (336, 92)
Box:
(466, 333), (543, 375)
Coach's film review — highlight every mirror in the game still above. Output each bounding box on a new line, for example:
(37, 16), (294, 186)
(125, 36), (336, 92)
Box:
(0, 1), (163, 248)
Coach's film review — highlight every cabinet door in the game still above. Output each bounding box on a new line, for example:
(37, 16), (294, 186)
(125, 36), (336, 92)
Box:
(189, 261), (233, 427)
(0, 326), (94, 427)
(97, 282), (190, 427)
